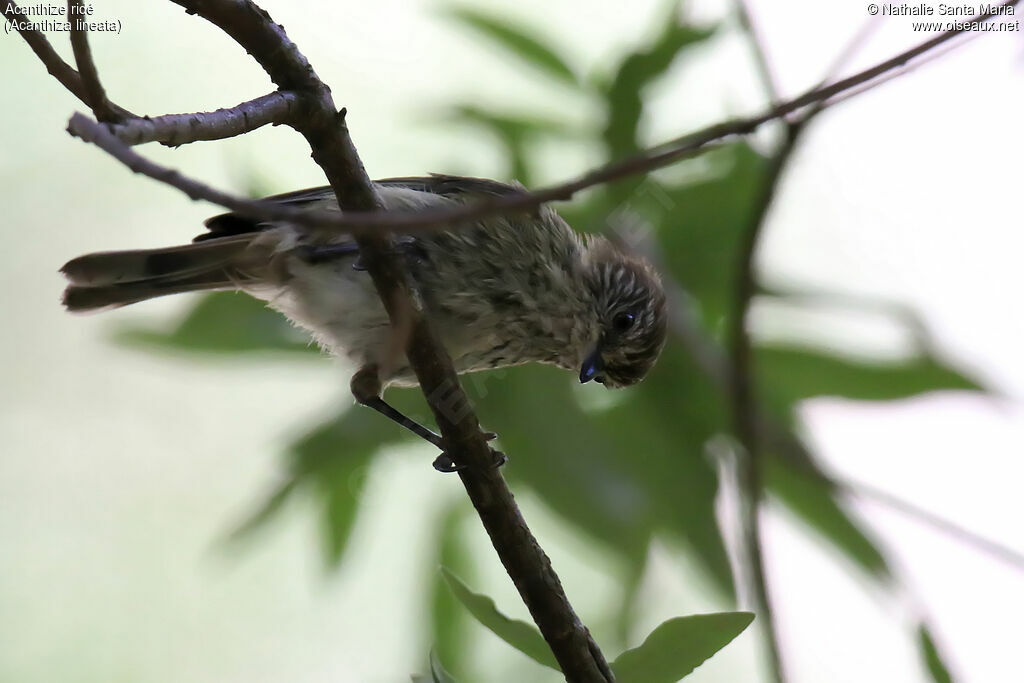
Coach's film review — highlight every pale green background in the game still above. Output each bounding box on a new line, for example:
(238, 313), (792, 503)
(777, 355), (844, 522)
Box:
(2, 2), (1022, 682)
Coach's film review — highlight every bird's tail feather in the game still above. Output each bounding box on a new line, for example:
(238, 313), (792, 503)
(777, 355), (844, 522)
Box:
(61, 235), (269, 312)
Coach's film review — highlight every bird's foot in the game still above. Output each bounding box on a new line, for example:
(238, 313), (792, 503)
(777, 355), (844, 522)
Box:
(431, 430), (505, 473)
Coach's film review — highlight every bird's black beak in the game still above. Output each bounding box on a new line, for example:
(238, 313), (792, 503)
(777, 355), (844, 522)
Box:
(579, 346), (604, 384)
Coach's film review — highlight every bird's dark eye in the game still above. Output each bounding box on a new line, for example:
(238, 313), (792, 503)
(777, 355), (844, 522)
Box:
(612, 311), (635, 332)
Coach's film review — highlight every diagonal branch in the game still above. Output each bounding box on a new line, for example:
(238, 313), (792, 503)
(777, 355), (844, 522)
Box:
(4, 0), (299, 145)
(26, 0), (1018, 233)
(66, 112), (319, 217)
(2, 0), (134, 118)
(277, 0), (1018, 231)
(67, 0), (120, 123)
(724, 8), (884, 681)
(61, 0), (1013, 239)
(727, 122), (804, 683)
(164, 1), (614, 680)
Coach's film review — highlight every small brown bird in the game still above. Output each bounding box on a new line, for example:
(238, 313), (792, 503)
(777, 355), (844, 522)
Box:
(61, 175), (668, 470)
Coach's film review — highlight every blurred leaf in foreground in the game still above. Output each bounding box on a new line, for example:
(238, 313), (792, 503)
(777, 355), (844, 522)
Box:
(918, 624), (955, 683)
(599, 5), (715, 162)
(443, 6), (578, 87)
(411, 650), (460, 683)
(756, 344), (983, 405)
(115, 291), (315, 355)
(230, 390), (422, 568)
(764, 454), (890, 579)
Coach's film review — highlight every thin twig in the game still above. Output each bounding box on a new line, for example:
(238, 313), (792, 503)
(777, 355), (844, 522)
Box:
(760, 422), (1024, 571)
(820, 32), (978, 110)
(728, 119), (807, 683)
(199, 0), (1019, 231)
(728, 9), (877, 682)
(844, 480), (1024, 570)
(647, 22), (1024, 595)
(733, 6), (802, 683)
(666, 274), (1024, 576)
(62, 0), (1013, 238)
(2, 0), (133, 117)
(66, 112), (328, 220)
(67, 0), (119, 123)
(734, 0), (783, 106)
(5, 1), (299, 145)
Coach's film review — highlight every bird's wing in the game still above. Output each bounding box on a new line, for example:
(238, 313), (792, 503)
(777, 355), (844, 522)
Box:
(196, 175), (526, 243)
(375, 174), (525, 199)
(196, 187), (337, 242)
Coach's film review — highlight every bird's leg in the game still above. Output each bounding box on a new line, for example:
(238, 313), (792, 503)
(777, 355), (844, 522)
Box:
(350, 365), (443, 446)
(350, 366), (503, 472)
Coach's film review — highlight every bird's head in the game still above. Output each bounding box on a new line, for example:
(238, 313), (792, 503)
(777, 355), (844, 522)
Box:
(580, 241), (667, 388)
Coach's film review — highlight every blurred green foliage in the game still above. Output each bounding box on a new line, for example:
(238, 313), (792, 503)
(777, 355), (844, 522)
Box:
(115, 5), (982, 682)
(610, 612), (754, 683)
(918, 624), (955, 683)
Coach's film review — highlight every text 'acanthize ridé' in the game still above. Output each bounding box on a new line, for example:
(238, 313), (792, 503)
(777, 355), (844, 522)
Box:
(4, 2), (92, 16)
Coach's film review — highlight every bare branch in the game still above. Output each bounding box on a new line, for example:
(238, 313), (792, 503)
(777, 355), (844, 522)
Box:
(109, 91), (302, 146)
(12, 0), (1019, 231)
(66, 112), (324, 220)
(67, 0), (119, 123)
(63, 0), (1015, 239)
(2, 0), (133, 117)
(664, 281), (1024, 577)
(844, 479), (1024, 571)
(734, 0), (783, 106)
(724, 6), (893, 680)
(727, 125), (803, 683)
(258, 0), (1019, 232)
(5, 1), (298, 146)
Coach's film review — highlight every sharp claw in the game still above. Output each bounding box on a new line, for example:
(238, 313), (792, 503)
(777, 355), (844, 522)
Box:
(432, 453), (464, 473)
(431, 439), (505, 473)
(490, 449), (508, 469)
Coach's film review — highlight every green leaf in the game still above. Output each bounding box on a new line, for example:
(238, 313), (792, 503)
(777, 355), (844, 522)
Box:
(292, 402), (420, 567)
(601, 8), (715, 161)
(436, 104), (579, 140)
(765, 454), (890, 579)
(756, 344), (983, 404)
(410, 651), (459, 683)
(429, 503), (475, 678)
(431, 104), (582, 184)
(468, 360), (736, 598)
(655, 143), (772, 331)
(429, 650), (459, 683)
(444, 7), (577, 86)
(115, 292), (315, 355)
(610, 612), (754, 682)
(222, 478), (299, 546)
(440, 567), (559, 671)
(759, 285), (932, 345)
(231, 389), (424, 566)
(918, 624), (955, 683)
